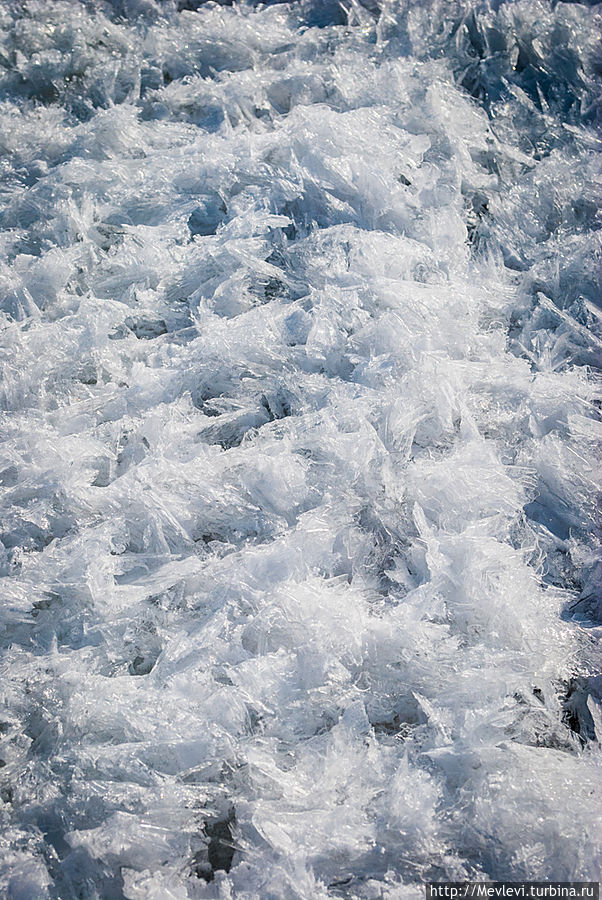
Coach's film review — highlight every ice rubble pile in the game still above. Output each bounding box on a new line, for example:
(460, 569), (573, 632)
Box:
(0, 0), (600, 896)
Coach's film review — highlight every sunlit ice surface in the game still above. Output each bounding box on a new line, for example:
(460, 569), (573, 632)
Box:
(0, 0), (600, 896)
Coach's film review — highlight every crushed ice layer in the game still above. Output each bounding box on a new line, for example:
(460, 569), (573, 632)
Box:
(0, 0), (601, 896)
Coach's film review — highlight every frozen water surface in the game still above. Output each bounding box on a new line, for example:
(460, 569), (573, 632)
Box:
(0, 0), (600, 896)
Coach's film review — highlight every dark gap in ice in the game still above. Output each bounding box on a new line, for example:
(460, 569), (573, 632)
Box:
(188, 197), (227, 238)
(196, 406), (272, 449)
(562, 677), (602, 745)
(302, 1), (348, 29)
(178, 0), (233, 9)
(128, 653), (157, 675)
(0, 466), (18, 487)
(124, 315), (168, 340)
(194, 809), (237, 881)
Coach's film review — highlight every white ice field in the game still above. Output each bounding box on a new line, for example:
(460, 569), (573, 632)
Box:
(0, 0), (600, 897)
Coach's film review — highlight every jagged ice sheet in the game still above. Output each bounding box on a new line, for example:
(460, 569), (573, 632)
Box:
(0, 0), (601, 897)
